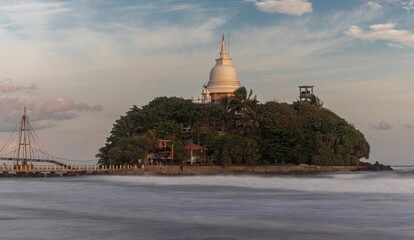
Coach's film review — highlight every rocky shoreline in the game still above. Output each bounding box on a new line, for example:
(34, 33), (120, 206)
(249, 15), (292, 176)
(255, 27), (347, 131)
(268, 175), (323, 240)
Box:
(358, 161), (393, 171)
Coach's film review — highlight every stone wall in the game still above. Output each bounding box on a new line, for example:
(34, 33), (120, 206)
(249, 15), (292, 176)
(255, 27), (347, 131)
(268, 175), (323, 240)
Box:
(0, 164), (377, 177)
(110, 165), (368, 176)
(0, 164), (381, 177)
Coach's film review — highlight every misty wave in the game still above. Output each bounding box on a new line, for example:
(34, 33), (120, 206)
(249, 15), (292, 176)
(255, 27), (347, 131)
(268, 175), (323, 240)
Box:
(95, 171), (414, 194)
(1, 170), (413, 239)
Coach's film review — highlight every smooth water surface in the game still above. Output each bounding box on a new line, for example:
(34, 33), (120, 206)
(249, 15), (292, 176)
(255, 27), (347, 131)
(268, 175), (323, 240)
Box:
(0, 168), (413, 240)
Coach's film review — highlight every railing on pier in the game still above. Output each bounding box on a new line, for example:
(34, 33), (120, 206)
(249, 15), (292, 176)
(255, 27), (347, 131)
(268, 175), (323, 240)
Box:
(0, 164), (142, 173)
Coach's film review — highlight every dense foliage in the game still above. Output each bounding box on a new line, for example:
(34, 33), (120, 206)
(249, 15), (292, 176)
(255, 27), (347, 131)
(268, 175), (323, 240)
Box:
(97, 87), (370, 166)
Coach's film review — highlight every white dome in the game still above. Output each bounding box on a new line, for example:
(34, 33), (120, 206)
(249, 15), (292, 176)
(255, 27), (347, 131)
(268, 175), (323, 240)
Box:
(208, 65), (240, 93)
(206, 35), (241, 94)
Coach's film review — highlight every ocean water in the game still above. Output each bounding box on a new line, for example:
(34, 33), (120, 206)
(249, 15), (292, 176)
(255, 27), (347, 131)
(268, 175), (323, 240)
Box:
(0, 168), (413, 240)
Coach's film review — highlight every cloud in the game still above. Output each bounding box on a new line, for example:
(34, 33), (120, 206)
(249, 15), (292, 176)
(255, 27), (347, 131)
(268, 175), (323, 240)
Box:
(0, 1), (67, 12)
(402, 123), (413, 130)
(371, 121), (414, 131)
(369, 23), (395, 30)
(31, 119), (57, 130)
(30, 97), (103, 119)
(0, 96), (103, 131)
(0, 2), (70, 19)
(123, 2), (196, 14)
(253, 0), (312, 16)
(0, 79), (37, 94)
(368, 0), (414, 13)
(0, 1), (70, 35)
(367, 1), (383, 11)
(346, 23), (414, 47)
(124, 17), (226, 50)
(401, 0), (414, 13)
(372, 121), (393, 131)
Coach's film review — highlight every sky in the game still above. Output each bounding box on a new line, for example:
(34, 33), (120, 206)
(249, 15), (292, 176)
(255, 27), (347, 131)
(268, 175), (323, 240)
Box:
(0, 0), (414, 165)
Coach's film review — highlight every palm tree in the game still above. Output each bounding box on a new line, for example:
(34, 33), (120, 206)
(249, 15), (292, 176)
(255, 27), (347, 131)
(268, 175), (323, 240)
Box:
(240, 97), (260, 129)
(227, 87), (252, 115)
(226, 87), (260, 134)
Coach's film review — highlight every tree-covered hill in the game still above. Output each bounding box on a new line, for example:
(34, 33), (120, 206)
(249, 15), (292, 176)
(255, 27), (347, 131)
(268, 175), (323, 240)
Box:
(97, 87), (370, 166)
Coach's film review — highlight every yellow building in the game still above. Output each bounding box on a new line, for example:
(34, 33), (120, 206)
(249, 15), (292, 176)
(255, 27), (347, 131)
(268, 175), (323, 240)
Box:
(201, 34), (241, 103)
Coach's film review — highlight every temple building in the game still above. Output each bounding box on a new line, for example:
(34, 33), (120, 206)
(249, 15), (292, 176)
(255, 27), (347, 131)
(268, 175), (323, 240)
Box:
(201, 34), (241, 103)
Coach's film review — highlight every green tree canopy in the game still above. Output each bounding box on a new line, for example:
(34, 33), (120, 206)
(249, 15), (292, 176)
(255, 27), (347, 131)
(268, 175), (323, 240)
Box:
(97, 89), (370, 166)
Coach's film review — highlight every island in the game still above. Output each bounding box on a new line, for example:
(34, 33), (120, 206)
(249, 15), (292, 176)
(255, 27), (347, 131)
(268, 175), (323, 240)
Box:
(96, 87), (391, 174)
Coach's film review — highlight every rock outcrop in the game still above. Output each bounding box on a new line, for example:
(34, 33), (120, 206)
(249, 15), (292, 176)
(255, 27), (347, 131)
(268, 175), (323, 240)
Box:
(359, 161), (393, 171)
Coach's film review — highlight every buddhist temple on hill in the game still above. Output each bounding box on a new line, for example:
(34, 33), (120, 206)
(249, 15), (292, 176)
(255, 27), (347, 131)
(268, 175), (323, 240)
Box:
(201, 34), (241, 103)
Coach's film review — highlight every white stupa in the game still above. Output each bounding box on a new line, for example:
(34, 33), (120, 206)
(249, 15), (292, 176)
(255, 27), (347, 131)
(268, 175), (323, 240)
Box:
(201, 34), (241, 103)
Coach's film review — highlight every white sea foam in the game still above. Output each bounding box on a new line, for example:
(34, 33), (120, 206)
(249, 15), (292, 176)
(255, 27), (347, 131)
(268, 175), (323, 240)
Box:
(97, 170), (414, 194)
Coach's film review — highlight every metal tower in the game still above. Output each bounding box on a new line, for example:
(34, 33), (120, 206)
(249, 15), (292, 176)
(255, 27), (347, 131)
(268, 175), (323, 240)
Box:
(17, 107), (32, 165)
(0, 108), (80, 168)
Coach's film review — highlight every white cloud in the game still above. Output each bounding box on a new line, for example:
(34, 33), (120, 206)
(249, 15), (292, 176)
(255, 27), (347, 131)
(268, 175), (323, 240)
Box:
(367, 1), (383, 11)
(370, 0), (414, 13)
(123, 17), (226, 50)
(346, 23), (414, 47)
(372, 121), (393, 131)
(369, 23), (395, 30)
(0, 79), (37, 94)
(0, 96), (103, 131)
(232, 1), (384, 75)
(0, 1), (70, 31)
(123, 2), (196, 14)
(401, 0), (414, 13)
(371, 120), (414, 131)
(253, 0), (312, 16)
(0, 2), (66, 12)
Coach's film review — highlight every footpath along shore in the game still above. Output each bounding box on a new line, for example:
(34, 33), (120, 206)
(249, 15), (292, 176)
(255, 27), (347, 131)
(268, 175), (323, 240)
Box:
(0, 162), (391, 177)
